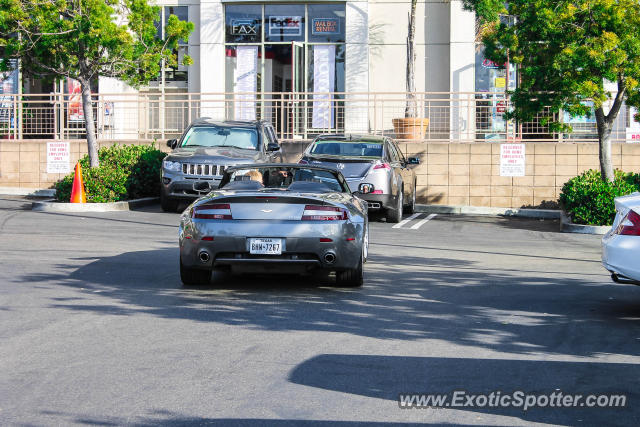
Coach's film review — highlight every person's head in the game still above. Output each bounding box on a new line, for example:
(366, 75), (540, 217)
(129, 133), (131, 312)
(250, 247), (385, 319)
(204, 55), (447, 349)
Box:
(247, 169), (263, 183)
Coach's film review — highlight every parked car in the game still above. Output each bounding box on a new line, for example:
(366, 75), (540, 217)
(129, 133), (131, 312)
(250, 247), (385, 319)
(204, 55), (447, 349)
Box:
(179, 164), (368, 287)
(299, 134), (420, 223)
(602, 192), (640, 284)
(160, 119), (282, 212)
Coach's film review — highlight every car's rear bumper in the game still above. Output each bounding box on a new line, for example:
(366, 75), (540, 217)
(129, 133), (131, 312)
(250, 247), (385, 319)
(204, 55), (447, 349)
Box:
(180, 220), (365, 272)
(214, 256), (322, 274)
(355, 193), (393, 210)
(602, 234), (640, 283)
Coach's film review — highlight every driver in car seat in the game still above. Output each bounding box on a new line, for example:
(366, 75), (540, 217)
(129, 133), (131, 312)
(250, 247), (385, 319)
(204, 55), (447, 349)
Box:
(247, 169), (263, 184)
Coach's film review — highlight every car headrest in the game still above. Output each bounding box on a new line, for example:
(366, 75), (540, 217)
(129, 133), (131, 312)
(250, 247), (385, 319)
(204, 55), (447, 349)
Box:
(222, 180), (264, 190)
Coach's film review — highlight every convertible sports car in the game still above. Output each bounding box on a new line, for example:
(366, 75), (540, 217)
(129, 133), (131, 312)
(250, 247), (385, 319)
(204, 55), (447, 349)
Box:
(179, 164), (369, 287)
(602, 192), (640, 285)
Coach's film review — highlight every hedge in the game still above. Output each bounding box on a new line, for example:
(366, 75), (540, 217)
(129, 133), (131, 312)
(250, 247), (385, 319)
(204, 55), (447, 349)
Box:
(559, 169), (640, 226)
(55, 144), (166, 203)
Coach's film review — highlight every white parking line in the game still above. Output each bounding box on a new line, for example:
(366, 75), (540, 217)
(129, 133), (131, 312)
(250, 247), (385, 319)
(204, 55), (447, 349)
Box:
(409, 213), (438, 230)
(392, 212), (422, 229)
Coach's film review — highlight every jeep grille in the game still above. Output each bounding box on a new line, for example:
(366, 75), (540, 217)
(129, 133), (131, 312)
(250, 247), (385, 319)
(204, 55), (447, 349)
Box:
(182, 163), (219, 176)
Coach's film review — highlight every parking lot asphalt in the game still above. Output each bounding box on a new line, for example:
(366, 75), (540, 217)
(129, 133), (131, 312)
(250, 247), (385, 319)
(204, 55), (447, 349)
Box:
(1, 197), (639, 426)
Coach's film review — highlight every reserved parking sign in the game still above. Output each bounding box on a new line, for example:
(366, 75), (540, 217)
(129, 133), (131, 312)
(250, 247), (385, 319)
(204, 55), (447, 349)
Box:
(500, 144), (525, 177)
(46, 141), (70, 174)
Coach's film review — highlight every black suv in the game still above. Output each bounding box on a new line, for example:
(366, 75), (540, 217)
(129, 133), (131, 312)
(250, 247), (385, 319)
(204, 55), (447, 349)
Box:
(160, 119), (282, 212)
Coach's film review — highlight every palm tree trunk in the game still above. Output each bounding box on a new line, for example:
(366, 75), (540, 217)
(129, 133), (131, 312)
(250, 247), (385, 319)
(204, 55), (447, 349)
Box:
(405, 0), (417, 118)
(595, 106), (614, 183)
(80, 78), (99, 167)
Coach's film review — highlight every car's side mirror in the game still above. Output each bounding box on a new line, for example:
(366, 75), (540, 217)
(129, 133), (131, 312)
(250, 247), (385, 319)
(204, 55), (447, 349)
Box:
(358, 183), (375, 194)
(407, 157), (420, 165)
(266, 142), (280, 152)
(167, 139), (178, 149)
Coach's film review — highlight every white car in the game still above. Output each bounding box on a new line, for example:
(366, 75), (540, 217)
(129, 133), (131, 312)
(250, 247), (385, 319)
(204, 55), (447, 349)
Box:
(602, 192), (640, 284)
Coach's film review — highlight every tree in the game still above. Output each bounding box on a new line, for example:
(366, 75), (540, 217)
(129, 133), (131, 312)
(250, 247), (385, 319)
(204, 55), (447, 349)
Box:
(405, 0), (418, 118)
(0, 0), (193, 167)
(405, 0), (450, 118)
(463, 0), (640, 182)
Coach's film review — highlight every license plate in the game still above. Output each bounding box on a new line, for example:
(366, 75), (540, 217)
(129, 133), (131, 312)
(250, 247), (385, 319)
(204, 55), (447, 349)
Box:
(249, 238), (282, 255)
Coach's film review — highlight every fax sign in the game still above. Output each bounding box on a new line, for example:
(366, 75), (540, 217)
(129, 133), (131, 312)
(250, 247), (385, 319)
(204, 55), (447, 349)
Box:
(232, 20), (258, 35)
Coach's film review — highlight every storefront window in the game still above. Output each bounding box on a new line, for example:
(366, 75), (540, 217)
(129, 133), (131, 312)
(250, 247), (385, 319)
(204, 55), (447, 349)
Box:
(154, 6), (189, 83)
(264, 4), (305, 42)
(224, 3), (346, 135)
(308, 4), (345, 43)
(225, 5), (262, 43)
(475, 46), (516, 93)
(308, 44), (345, 94)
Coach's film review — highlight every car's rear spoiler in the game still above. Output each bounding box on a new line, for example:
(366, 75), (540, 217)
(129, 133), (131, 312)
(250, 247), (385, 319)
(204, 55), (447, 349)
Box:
(614, 192), (640, 214)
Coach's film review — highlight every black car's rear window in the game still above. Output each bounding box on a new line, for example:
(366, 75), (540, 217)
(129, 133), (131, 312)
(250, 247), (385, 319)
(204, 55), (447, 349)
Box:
(310, 140), (383, 157)
(181, 126), (258, 150)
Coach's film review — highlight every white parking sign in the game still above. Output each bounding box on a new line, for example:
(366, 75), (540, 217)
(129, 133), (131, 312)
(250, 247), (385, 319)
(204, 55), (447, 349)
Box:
(500, 144), (526, 177)
(46, 142), (70, 174)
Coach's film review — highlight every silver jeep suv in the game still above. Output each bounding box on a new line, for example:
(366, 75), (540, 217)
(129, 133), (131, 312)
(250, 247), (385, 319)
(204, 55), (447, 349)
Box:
(160, 118), (282, 212)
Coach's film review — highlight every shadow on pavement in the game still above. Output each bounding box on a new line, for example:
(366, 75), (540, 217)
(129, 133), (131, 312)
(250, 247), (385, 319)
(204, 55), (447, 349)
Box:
(289, 354), (637, 427)
(39, 411), (475, 426)
(16, 247), (640, 358)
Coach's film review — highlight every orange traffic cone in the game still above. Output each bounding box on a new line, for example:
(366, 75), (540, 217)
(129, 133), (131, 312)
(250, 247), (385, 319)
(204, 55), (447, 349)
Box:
(70, 162), (86, 203)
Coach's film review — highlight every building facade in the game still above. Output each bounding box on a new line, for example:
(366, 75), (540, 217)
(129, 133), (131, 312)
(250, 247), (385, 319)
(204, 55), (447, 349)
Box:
(98, 0), (484, 139)
(6, 0), (632, 142)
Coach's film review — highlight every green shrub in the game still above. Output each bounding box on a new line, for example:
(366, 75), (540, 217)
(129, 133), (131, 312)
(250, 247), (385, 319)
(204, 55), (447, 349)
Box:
(559, 169), (640, 226)
(55, 144), (167, 203)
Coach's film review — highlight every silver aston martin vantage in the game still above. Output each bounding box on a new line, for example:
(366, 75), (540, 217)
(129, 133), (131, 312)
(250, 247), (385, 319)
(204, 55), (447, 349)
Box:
(179, 164), (369, 287)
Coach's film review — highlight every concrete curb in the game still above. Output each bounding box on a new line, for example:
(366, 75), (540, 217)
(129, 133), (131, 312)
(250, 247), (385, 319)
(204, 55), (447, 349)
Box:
(560, 211), (611, 235)
(415, 204), (561, 219)
(0, 187), (56, 197)
(32, 197), (159, 212)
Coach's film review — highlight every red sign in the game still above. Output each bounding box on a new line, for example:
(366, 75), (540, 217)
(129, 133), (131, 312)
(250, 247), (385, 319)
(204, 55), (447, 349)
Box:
(482, 58), (507, 69)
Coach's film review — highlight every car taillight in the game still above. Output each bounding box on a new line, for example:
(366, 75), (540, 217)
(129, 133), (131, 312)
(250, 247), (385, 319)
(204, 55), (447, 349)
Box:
(302, 205), (348, 220)
(616, 210), (640, 236)
(193, 203), (233, 220)
(373, 162), (391, 170)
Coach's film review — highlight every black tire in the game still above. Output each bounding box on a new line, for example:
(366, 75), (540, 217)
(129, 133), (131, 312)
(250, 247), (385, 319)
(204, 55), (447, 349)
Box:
(404, 181), (416, 214)
(180, 260), (211, 286)
(160, 191), (179, 212)
(386, 188), (403, 223)
(336, 251), (363, 287)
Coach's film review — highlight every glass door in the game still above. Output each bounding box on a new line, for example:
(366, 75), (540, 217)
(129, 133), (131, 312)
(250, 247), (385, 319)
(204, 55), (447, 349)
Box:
(291, 41), (306, 138)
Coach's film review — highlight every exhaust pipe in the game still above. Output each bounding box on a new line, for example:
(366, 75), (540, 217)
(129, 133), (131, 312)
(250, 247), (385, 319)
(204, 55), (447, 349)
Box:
(324, 252), (336, 264)
(612, 273), (640, 285)
(198, 250), (210, 263)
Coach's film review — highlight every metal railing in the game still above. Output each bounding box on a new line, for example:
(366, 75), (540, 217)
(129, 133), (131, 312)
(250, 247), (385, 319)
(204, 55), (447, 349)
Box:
(0, 91), (632, 143)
